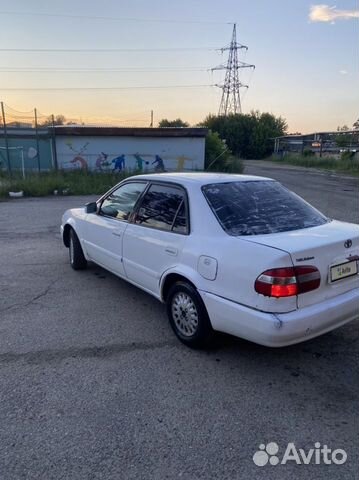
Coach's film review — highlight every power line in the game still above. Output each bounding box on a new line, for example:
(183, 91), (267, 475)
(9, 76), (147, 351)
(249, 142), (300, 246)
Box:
(0, 84), (214, 91)
(38, 109), (152, 117)
(0, 47), (217, 53)
(0, 10), (231, 25)
(3, 104), (34, 114)
(0, 67), (211, 73)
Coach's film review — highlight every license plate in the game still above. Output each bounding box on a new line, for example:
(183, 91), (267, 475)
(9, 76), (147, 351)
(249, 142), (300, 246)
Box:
(330, 260), (358, 282)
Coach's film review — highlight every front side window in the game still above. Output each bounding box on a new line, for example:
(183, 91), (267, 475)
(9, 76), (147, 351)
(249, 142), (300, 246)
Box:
(100, 182), (147, 220)
(202, 181), (328, 236)
(135, 184), (188, 233)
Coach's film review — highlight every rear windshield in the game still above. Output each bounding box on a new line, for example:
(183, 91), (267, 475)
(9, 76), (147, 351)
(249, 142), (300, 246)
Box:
(202, 181), (328, 236)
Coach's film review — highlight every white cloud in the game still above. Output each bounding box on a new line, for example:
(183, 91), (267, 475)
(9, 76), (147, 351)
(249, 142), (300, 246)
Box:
(339, 69), (348, 75)
(309, 4), (359, 22)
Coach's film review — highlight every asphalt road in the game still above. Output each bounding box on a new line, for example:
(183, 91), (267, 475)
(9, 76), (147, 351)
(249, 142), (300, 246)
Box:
(244, 160), (359, 224)
(0, 164), (358, 480)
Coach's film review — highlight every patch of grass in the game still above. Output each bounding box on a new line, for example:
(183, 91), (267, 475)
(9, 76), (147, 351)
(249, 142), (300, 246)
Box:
(0, 170), (135, 198)
(208, 156), (244, 174)
(271, 154), (359, 175)
(223, 156), (244, 173)
(0, 161), (247, 199)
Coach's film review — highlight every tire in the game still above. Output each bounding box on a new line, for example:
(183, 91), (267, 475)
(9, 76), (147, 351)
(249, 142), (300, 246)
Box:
(69, 229), (87, 270)
(166, 281), (214, 348)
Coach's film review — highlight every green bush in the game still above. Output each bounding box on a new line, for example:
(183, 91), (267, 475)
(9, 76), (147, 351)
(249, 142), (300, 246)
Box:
(303, 149), (314, 157)
(341, 150), (355, 161)
(219, 156), (244, 173)
(205, 131), (228, 170)
(205, 131), (243, 172)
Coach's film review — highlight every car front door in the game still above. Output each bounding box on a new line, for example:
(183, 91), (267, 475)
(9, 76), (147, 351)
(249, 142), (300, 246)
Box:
(122, 182), (189, 296)
(83, 181), (147, 276)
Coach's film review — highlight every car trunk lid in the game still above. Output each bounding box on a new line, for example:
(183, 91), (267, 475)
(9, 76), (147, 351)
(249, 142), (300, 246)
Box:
(241, 220), (359, 308)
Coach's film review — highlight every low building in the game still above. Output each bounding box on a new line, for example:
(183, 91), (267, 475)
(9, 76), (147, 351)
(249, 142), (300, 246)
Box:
(53, 126), (208, 172)
(274, 130), (359, 157)
(0, 125), (208, 173)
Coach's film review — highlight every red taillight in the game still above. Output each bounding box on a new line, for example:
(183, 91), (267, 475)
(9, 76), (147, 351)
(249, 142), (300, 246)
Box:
(294, 265), (321, 293)
(255, 266), (320, 298)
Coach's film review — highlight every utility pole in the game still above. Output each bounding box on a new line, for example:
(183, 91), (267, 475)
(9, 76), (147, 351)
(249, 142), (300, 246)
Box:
(34, 108), (41, 172)
(212, 23), (255, 116)
(51, 114), (58, 170)
(150, 110), (154, 127)
(1, 101), (11, 174)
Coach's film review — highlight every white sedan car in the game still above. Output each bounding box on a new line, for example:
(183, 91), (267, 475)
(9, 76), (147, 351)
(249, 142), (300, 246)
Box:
(61, 173), (359, 348)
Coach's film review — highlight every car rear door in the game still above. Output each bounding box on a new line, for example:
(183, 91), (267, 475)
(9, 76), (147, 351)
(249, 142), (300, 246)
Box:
(122, 182), (189, 296)
(83, 181), (147, 276)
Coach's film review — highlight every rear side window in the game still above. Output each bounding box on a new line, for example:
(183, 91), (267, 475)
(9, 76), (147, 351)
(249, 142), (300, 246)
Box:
(202, 181), (328, 236)
(135, 184), (188, 233)
(172, 201), (187, 234)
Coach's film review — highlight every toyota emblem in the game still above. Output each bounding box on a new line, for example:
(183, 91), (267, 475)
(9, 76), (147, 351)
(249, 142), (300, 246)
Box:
(344, 239), (352, 249)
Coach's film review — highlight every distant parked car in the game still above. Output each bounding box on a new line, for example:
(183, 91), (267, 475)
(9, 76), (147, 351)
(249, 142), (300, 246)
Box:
(61, 173), (359, 348)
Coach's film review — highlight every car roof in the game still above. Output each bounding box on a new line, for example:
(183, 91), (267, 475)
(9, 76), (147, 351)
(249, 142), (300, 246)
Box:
(126, 172), (273, 186)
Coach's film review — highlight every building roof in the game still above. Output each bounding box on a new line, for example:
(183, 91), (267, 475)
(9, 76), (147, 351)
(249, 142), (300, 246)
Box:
(0, 127), (50, 138)
(52, 126), (208, 138)
(275, 130), (358, 140)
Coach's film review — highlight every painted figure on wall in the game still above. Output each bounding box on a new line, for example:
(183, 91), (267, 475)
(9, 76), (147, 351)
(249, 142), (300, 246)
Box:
(176, 155), (191, 171)
(28, 147), (38, 160)
(65, 141), (89, 170)
(70, 155), (88, 170)
(152, 154), (165, 172)
(134, 153), (149, 172)
(95, 152), (109, 171)
(112, 154), (126, 172)
(60, 140), (197, 172)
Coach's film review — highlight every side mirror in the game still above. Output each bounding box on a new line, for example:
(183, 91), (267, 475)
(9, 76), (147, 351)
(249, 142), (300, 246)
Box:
(85, 201), (98, 214)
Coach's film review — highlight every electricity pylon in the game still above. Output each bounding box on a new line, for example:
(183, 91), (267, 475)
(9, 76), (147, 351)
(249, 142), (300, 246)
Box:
(212, 23), (255, 116)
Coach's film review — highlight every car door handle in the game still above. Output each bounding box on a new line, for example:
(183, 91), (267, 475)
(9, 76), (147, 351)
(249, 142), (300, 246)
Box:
(112, 231), (122, 237)
(165, 247), (178, 256)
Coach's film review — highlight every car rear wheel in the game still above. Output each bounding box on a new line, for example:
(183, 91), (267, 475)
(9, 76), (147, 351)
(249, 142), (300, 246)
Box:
(166, 281), (214, 348)
(69, 229), (87, 270)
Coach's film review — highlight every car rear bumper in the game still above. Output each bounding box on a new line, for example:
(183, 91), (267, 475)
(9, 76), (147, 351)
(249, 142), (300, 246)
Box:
(200, 287), (359, 347)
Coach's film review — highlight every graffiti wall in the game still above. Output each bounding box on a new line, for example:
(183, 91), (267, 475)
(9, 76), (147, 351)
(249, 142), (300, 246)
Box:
(55, 136), (205, 173)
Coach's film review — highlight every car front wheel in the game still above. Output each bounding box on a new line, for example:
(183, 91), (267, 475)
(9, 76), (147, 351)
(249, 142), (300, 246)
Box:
(69, 229), (87, 270)
(166, 281), (214, 348)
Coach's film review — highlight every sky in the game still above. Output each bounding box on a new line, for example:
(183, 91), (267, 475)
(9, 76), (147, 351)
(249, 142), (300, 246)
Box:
(0, 0), (358, 133)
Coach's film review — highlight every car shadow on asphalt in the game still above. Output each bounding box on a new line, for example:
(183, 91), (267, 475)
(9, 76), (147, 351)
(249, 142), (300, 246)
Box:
(84, 262), (359, 391)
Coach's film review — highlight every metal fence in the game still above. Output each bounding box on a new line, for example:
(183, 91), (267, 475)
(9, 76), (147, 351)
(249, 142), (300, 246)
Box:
(0, 102), (59, 174)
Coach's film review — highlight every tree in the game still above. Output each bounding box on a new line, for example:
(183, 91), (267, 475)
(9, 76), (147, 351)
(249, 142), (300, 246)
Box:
(200, 111), (287, 159)
(39, 115), (67, 127)
(337, 125), (349, 132)
(353, 118), (359, 130)
(158, 118), (189, 128)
